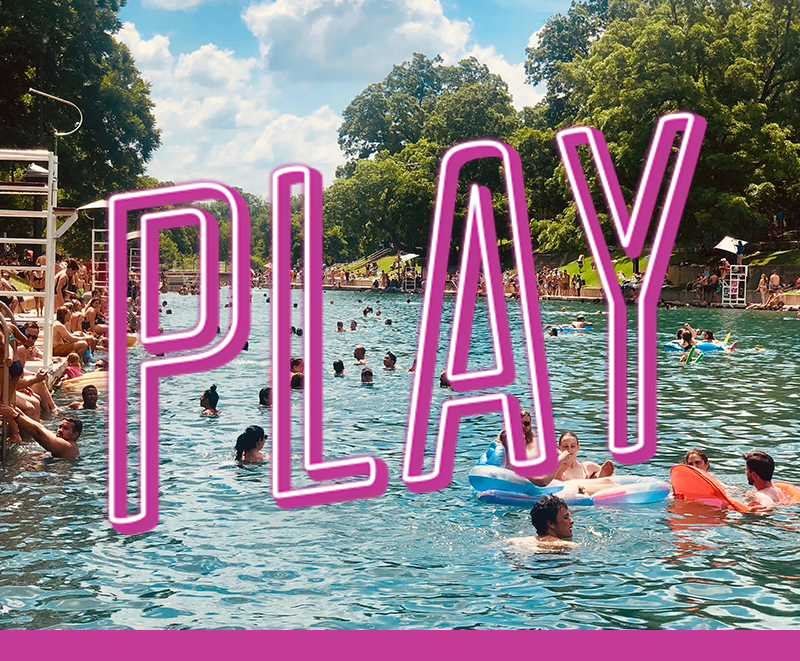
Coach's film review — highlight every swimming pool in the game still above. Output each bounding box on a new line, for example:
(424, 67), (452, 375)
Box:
(2, 291), (800, 629)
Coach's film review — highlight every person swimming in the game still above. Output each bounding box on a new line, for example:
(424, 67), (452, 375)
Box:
(235, 425), (267, 462)
(685, 448), (710, 472)
(200, 385), (219, 415)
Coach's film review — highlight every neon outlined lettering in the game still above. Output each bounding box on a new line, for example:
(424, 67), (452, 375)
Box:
(271, 166), (389, 508)
(556, 112), (706, 464)
(403, 140), (558, 493)
(108, 183), (251, 534)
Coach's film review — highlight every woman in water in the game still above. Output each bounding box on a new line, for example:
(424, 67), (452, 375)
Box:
(200, 385), (220, 415)
(685, 449), (710, 472)
(556, 431), (614, 480)
(235, 425), (267, 462)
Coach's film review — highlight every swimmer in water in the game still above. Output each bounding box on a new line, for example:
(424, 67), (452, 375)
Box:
(556, 431), (614, 480)
(383, 351), (397, 370)
(332, 359), (345, 377)
(361, 366), (373, 384)
(685, 448), (710, 472)
(544, 315), (588, 332)
(68, 385), (100, 410)
(529, 494), (576, 546)
(200, 385), (219, 415)
(235, 425), (267, 462)
(743, 451), (784, 507)
(353, 346), (367, 364)
(336, 320), (346, 332)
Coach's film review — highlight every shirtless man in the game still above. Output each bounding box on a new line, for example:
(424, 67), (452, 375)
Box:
(68, 385), (99, 410)
(54, 260), (79, 309)
(52, 306), (90, 359)
(0, 406), (81, 459)
(353, 346), (367, 364)
(743, 451), (784, 507)
(530, 494), (575, 543)
(769, 269), (782, 295)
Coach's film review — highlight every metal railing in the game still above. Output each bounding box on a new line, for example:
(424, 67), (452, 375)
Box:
(0, 300), (18, 462)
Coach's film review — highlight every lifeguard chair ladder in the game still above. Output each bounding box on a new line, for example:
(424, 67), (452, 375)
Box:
(722, 264), (748, 307)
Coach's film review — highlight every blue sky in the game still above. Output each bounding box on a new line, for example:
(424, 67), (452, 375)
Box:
(118, 0), (571, 195)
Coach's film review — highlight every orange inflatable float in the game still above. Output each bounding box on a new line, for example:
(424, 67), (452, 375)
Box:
(670, 464), (800, 512)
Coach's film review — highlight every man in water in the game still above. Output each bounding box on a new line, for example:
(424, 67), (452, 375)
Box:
(383, 351), (397, 370)
(68, 385), (99, 410)
(353, 346), (367, 364)
(530, 494), (575, 545)
(361, 367), (373, 383)
(0, 406), (81, 459)
(743, 451), (784, 507)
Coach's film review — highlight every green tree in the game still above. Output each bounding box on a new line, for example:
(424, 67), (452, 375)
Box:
(524, 0), (800, 249)
(0, 0), (161, 257)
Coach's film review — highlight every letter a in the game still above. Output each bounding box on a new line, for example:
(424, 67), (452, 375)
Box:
(404, 140), (558, 494)
(271, 166), (389, 508)
(556, 112), (706, 464)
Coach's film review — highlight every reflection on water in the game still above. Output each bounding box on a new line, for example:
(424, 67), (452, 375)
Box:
(2, 292), (800, 629)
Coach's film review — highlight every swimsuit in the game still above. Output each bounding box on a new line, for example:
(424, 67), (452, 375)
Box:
(559, 462), (590, 480)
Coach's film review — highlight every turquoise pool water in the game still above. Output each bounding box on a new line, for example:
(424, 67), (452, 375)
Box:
(2, 290), (800, 629)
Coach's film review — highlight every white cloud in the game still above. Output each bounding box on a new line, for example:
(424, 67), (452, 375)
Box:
(118, 22), (173, 70)
(175, 44), (258, 90)
(118, 22), (344, 193)
(141, 0), (215, 9)
(242, 0), (471, 81)
(466, 44), (544, 110)
(528, 27), (543, 50)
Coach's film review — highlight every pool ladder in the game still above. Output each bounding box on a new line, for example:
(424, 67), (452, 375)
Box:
(0, 301), (18, 462)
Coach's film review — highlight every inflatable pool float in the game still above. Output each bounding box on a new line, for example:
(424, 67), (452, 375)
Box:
(670, 464), (800, 512)
(557, 324), (593, 331)
(663, 340), (730, 353)
(60, 371), (108, 389)
(469, 465), (670, 507)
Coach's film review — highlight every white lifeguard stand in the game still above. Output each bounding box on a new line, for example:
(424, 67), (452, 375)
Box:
(722, 264), (748, 307)
(0, 149), (82, 366)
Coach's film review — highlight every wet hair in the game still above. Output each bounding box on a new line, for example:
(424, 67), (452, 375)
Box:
(242, 341), (249, 351)
(549, 328), (558, 336)
(439, 370), (451, 388)
(743, 451), (774, 481)
(259, 386), (272, 406)
(201, 384), (219, 409)
(677, 329), (683, 339)
(291, 373), (304, 389)
(558, 431), (579, 445)
(235, 425), (265, 461)
(685, 448), (709, 467)
(295, 328), (303, 337)
(385, 319), (392, 325)
(703, 330), (715, 340)
(384, 351), (396, 366)
(290, 356), (303, 371)
(530, 494), (566, 536)
(63, 416), (82, 438)
(337, 320), (344, 330)
(681, 331), (693, 343)
(333, 359), (344, 375)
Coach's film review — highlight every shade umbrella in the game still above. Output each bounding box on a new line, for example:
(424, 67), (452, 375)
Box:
(713, 236), (747, 255)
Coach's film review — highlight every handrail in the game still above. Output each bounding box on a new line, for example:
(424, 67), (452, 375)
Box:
(0, 300), (18, 462)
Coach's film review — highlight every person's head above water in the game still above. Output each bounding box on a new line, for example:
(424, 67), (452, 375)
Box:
(81, 385), (99, 409)
(744, 451), (774, 483)
(558, 431), (579, 455)
(290, 373), (304, 390)
(350, 320), (357, 331)
(200, 385), (219, 410)
(235, 425), (266, 461)
(353, 346), (366, 362)
(336, 320), (344, 331)
(333, 359), (345, 376)
(361, 366), (373, 383)
(685, 449), (710, 472)
(703, 330), (715, 341)
(530, 494), (573, 539)
(290, 356), (304, 373)
(383, 351), (396, 368)
(58, 416), (82, 442)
